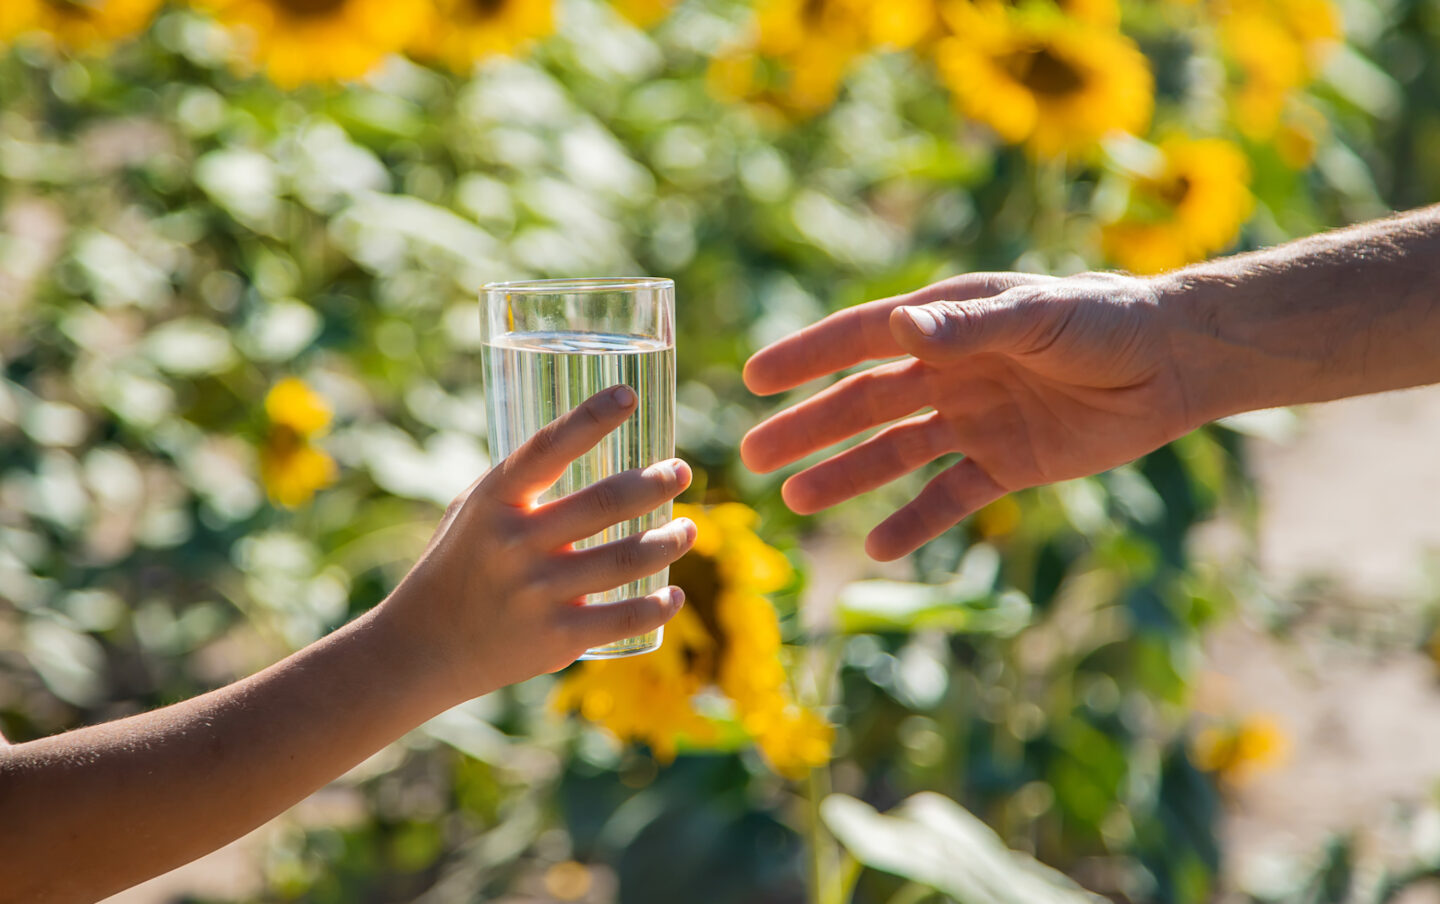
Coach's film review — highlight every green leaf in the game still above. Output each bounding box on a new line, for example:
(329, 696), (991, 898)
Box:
(24, 617), (106, 707)
(837, 545), (1031, 634)
(822, 792), (1105, 904)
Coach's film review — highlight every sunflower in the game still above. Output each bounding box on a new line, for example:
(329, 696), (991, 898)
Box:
(609, 0), (675, 29)
(1273, 101), (1327, 168)
(195, 0), (425, 88)
(1191, 713), (1289, 787)
(1215, 0), (1338, 139)
(553, 503), (833, 779)
(754, 0), (870, 58)
(940, 0), (1119, 30)
(259, 377), (337, 507)
(0, 0), (161, 52)
(1101, 136), (1252, 274)
(934, 5), (1151, 158)
(409, 0), (554, 73)
(707, 0), (874, 117)
(866, 0), (941, 49)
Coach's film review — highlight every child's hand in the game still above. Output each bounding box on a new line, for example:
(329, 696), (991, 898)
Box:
(382, 385), (696, 699)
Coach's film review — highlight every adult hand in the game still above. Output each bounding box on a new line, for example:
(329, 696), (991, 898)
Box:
(741, 272), (1197, 560)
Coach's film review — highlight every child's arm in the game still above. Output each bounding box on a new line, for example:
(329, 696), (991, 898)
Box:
(0, 385), (694, 904)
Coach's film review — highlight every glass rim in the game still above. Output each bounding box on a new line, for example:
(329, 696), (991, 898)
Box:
(481, 276), (673, 295)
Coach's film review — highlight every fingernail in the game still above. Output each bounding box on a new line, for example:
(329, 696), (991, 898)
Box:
(667, 458), (690, 481)
(609, 385), (636, 408)
(676, 517), (697, 542)
(668, 586), (686, 607)
(903, 306), (940, 336)
(646, 460), (677, 483)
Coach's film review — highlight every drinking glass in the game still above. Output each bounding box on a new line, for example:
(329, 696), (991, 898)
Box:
(480, 278), (676, 658)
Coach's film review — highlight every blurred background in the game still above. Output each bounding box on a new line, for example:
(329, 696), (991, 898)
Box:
(3, 0), (1440, 902)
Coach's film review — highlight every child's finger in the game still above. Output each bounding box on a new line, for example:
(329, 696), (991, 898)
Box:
(529, 459), (692, 549)
(550, 517), (697, 599)
(564, 586), (685, 651)
(487, 385), (638, 505)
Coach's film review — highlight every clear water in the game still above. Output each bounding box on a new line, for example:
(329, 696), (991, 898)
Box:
(483, 330), (675, 657)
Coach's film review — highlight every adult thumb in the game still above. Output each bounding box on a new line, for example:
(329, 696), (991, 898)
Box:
(889, 294), (1049, 362)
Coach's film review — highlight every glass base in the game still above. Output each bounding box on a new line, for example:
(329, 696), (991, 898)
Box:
(579, 626), (662, 659)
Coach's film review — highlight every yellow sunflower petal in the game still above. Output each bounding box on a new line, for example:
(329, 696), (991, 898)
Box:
(260, 437), (337, 507)
(198, 0), (426, 86)
(755, 707), (834, 780)
(412, 0), (555, 71)
(610, 0), (675, 29)
(6, 0), (162, 51)
(265, 377), (332, 437)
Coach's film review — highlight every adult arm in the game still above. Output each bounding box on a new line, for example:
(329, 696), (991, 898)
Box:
(0, 386), (696, 904)
(1161, 205), (1440, 417)
(742, 205), (1440, 560)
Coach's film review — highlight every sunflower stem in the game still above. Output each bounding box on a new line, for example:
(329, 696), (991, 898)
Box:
(804, 766), (825, 904)
(804, 764), (840, 904)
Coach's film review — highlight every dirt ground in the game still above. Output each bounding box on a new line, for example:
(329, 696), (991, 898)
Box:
(104, 385), (1440, 904)
(1203, 385), (1440, 900)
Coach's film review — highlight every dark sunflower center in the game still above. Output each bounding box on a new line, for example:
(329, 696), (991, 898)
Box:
(1005, 45), (1086, 97)
(467, 0), (508, 19)
(265, 425), (305, 458)
(802, 0), (826, 22)
(670, 548), (725, 656)
(1153, 174), (1192, 207)
(273, 0), (349, 19)
(40, 0), (99, 19)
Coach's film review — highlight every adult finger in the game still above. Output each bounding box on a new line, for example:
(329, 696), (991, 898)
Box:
(890, 278), (1064, 363)
(864, 458), (1008, 561)
(781, 411), (955, 514)
(742, 296), (908, 396)
(487, 385), (637, 505)
(529, 458), (692, 549)
(549, 516), (697, 600)
(740, 358), (928, 473)
(562, 586), (686, 653)
(742, 273), (1051, 395)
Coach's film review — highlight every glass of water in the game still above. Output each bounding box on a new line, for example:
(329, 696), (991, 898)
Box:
(480, 277), (676, 658)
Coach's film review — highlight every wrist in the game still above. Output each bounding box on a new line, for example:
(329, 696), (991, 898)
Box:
(369, 588), (480, 716)
(1149, 267), (1302, 425)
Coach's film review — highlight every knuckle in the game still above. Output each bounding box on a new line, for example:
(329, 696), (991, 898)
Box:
(582, 400), (606, 427)
(836, 458), (865, 499)
(614, 538), (644, 572)
(593, 480), (623, 517)
(554, 614), (586, 649)
(930, 301), (971, 336)
(443, 494), (467, 523)
(1017, 297), (1074, 356)
(896, 422), (942, 466)
(527, 427), (557, 460)
(519, 566), (551, 599)
(496, 508), (532, 545)
(615, 602), (645, 637)
(850, 370), (887, 408)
